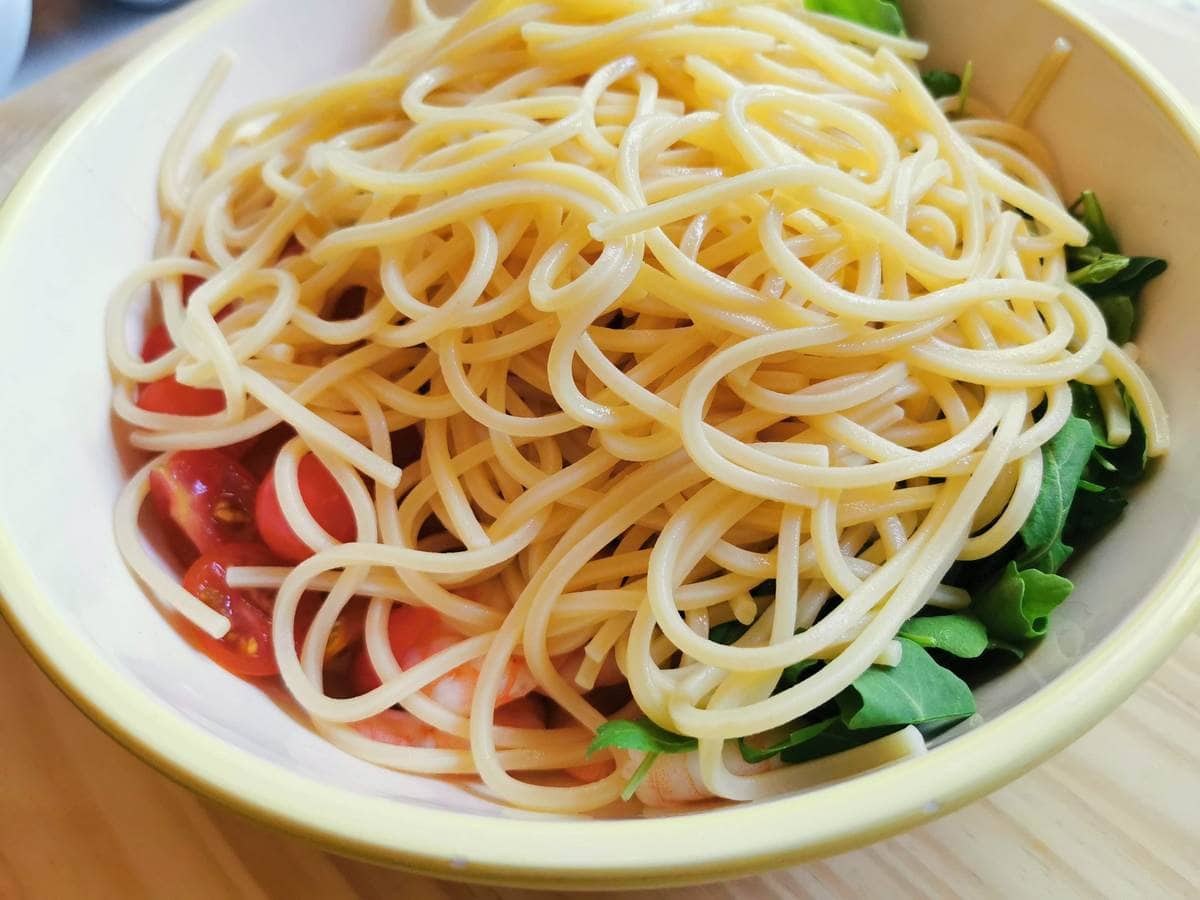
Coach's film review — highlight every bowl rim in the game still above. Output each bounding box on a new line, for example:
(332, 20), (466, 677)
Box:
(2, 0), (1200, 889)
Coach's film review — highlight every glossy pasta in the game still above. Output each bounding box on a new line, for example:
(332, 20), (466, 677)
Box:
(107, 0), (1168, 813)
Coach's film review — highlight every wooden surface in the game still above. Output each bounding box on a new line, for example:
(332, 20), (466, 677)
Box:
(1, 2), (1199, 897)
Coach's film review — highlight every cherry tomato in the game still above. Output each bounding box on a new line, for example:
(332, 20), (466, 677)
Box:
(255, 453), (356, 563)
(181, 544), (279, 677)
(240, 425), (296, 480)
(149, 450), (259, 556)
(137, 324), (226, 416)
(349, 605), (441, 695)
(294, 594), (366, 663)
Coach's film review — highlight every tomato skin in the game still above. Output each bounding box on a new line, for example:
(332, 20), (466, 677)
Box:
(137, 324), (227, 416)
(349, 605), (441, 695)
(181, 544), (279, 677)
(149, 450), (259, 556)
(255, 454), (357, 563)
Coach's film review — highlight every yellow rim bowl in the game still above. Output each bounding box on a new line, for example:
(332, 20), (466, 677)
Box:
(1, 0), (1198, 888)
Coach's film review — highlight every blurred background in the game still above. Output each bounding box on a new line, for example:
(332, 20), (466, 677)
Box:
(0, 0), (193, 98)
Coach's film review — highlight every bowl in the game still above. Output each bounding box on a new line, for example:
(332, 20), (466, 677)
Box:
(0, 0), (1198, 888)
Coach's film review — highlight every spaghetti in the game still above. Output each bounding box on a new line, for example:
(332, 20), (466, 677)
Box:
(107, 0), (1168, 813)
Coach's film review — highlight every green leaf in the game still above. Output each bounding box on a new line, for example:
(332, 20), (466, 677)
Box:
(1070, 382), (1113, 449)
(1068, 249), (1131, 287)
(922, 69), (962, 99)
(587, 718), (696, 757)
(898, 614), (989, 659)
(804, 0), (906, 35)
(973, 562), (1073, 642)
(837, 639), (976, 730)
(1112, 256), (1168, 294)
(776, 658), (822, 693)
(780, 721), (900, 765)
(1019, 417), (1095, 572)
(1071, 191), (1119, 253)
(957, 59), (975, 116)
(1092, 293), (1136, 345)
(1065, 484), (1128, 540)
(1099, 402), (1149, 484)
(620, 752), (658, 801)
(707, 620), (750, 646)
(739, 717), (837, 764)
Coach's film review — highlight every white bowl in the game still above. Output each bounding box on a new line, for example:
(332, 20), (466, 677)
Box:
(0, 0), (1198, 888)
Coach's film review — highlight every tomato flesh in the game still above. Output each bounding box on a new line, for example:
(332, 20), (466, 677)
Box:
(149, 450), (259, 556)
(294, 594), (366, 663)
(182, 544), (279, 677)
(255, 453), (357, 563)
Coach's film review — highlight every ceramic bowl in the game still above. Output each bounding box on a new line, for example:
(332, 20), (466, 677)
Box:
(0, 0), (1198, 888)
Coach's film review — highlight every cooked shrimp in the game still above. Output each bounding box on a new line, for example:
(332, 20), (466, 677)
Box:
(626, 749), (779, 808)
(351, 709), (465, 749)
(352, 604), (538, 716)
(352, 695), (546, 749)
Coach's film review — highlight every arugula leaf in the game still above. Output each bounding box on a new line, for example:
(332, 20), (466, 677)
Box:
(1067, 192), (1167, 346)
(804, 0), (906, 35)
(780, 722), (901, 764)
(1018, 417), (1095, 573)
(588, 718), (698, 802)
(973, 562), (1073, 642)
(837, 639), (976, 730)
(776, 658), (822, 693)
(739, 717), (837, 764)
(707, 620), (750, 646)
(1113, 256), (1169, 294)
(897, 614), (988, 659)
(1071, 190), (1119, 253)
(922, 70), (962, 99)
(1103, 397), (1149, 484)
(588, 718), (696, 756)
(957, 60), (975, 116)
(1070, 382), (1113, 448)
(1065, 484), (1128, 540)
(1092, 293), (1136, 345)
(1067, 247), (1131, 286)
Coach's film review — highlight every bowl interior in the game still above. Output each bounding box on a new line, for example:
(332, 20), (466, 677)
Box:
(0, 0), (1197, 860)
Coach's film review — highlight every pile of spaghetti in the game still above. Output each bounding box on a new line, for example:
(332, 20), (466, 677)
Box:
(107, 0), (1168, 813)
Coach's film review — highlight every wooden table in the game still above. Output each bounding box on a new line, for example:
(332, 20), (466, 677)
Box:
(1, 3), (1198, 897)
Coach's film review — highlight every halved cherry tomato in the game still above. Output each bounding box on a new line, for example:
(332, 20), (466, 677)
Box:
(182, 543), (279, 677)
(255, 453), (356, 563)
(349, 605), (441, 695)
(149, 450), (259, 556)
(294, 594), (366, 663)
(137, 324), (226, 416)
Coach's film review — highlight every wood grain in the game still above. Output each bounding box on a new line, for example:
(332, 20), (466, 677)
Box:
(0, 2), (1197, 897)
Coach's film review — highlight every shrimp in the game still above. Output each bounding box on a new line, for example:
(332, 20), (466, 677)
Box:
(353, 604), (538, 716)
(351, 695), (547, 749)
(351, 709), (464, 749)
(625, 749), (780, 808)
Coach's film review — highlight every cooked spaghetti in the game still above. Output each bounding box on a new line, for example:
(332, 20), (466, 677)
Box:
(107, 0), (1168, 813)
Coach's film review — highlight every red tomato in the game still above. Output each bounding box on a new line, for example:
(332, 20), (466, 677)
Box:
(294, 594), (366, 663)
(255, 454), (356, 563)
(137, 324), (226, 417)
(140, 324), (175, 362)
(349, 605), (441, 695)
(149, 450), (259, 555)
(182, 544), (279, 677)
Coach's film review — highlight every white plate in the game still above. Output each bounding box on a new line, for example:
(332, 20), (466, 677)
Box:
(0, 0), (1198, 888)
